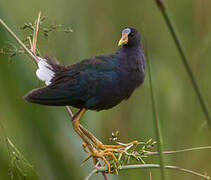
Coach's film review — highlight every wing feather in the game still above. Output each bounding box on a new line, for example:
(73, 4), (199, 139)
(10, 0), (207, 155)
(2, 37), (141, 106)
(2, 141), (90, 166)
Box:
(24, 55), (118, 108)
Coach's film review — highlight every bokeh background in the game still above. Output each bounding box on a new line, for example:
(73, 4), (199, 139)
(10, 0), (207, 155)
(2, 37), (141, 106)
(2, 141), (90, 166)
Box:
(0, 0), (211, 179)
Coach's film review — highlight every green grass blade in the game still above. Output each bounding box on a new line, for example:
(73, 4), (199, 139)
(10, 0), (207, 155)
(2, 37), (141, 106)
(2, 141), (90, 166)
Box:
(154, 0), (211, 128)
(147, 50), (166, 180)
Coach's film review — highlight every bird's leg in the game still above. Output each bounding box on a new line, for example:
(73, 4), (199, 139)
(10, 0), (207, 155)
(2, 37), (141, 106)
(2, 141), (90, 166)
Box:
(72, 108), (99, 164)
(72, 108), (118, 173)
(79, 125), (139, 151)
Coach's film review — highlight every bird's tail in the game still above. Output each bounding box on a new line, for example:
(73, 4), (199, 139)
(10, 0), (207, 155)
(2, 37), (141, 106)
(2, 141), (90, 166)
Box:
(35, 56), (63, 86)
(24, 56), (66, 105)
(24, 86), (69, 106)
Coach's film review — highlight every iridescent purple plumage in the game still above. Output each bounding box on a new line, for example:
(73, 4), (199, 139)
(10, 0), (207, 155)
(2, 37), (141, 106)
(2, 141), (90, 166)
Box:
(24, 27), (146, 111)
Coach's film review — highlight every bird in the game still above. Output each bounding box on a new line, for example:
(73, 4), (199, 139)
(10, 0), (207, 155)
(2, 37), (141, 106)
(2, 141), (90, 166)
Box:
(24, 27), (146, 172)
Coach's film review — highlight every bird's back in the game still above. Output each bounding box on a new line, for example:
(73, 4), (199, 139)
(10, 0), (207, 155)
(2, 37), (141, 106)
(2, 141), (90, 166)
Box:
(24, 27), (146, 111)
(25, 50), (144, 111)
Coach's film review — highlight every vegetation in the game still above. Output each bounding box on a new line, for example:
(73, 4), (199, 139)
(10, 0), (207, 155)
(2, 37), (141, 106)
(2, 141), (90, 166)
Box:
(0, 0), (211, 179)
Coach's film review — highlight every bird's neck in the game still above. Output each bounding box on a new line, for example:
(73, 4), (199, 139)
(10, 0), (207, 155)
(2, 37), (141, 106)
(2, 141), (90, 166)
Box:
(115, 44), (146, 72)
(117, 44), (141, 55)
(116, 44), (143, 61)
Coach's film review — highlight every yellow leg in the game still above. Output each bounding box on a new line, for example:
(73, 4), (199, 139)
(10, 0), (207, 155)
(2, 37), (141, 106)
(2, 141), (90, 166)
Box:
(79, 123), (139, 173)
(72, 108), (97, 159)
(80, 124), (139, 150)
(73, 108), (119, 172)
(93, 150), (119, 173)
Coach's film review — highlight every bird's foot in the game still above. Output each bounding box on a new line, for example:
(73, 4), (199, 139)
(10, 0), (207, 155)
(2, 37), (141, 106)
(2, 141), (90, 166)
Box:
(82, 140), (139, 173)
(92, 149), (120, 173)
(83, 140), (139, 155)
(91, 140), (139, 173)
(82, 142), (122, 173)
(97, 140), (139, 151)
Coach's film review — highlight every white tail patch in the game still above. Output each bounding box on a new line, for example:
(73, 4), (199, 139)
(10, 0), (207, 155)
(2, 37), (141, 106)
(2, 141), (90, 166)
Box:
(36, 57), (55, 86)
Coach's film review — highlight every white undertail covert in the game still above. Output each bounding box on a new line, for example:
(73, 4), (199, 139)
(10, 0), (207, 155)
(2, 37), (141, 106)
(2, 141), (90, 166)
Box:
(36, 57), (55, 86)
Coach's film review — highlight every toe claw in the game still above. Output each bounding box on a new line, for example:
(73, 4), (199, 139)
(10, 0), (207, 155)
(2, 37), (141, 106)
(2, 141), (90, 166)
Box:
(82, 139), (139, 174)
(82, 142), (89, 153)
(91, 150), (118, 174)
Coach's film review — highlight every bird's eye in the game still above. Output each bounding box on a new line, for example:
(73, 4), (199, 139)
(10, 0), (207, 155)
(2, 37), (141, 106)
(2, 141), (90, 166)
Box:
(129, 32), (134, 37)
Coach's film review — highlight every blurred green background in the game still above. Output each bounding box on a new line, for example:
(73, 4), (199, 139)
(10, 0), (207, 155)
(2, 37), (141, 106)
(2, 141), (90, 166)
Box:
(0, 0), (211, 179)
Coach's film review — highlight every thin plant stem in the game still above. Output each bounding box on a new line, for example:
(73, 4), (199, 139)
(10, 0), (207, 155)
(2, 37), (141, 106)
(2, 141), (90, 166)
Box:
(2, 13), (210, 180)
(32, 11), (41, 53)
(0, 120), (14, 178)
(0, 19), (38, 64)
(147, 51), (166, 180)
(65, 106), (74, 118)
(84, 168), (98, 180)
(7, 138), (43, 179)
(65, 106), (109, 180)
(28, 37), (33, 51)
(149, 146), (211, 155)
(84, 161), (109, 180)
(149, 171), (152, 180)
(85, 164), (210, 180)
(92, 164), (210, 180)
(0, 16), (109, 180)
(7, 138), (33, 168)
(154, 0), (211, 128)
(0, 120), (43, 179)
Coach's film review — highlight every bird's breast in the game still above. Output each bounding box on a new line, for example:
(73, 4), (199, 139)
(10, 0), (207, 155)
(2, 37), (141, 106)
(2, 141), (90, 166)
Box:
(115, 54), (145, 98)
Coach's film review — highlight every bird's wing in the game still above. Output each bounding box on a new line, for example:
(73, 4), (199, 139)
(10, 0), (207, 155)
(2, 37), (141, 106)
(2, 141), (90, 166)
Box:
(24, 55), (118, 107)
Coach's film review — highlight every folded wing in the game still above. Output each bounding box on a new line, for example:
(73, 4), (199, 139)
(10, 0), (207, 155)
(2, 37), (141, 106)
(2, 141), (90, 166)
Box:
(24, 55), (118, 109)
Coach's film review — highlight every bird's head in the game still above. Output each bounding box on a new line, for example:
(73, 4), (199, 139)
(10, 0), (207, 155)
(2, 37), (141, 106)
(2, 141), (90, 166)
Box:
(118, 27), (141, 47)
